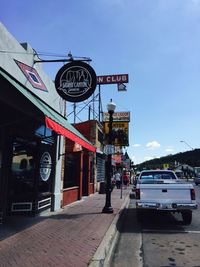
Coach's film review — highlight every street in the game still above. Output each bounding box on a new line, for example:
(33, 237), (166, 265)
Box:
(110, 183), (200, 267)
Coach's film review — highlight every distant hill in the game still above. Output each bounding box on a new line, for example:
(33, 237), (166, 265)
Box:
(135, 149), (200, 170)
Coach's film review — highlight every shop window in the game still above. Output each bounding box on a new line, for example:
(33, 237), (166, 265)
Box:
(90, 158), (95, 183)
(64, 153), (79, 188)
(98, 129), (104, 144)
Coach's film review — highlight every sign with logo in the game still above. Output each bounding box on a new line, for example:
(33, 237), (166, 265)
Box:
(15, 60), (48, 92)
(104, 121), (129, 147)
(97, 74), (129, 85)
(39, 152), (52, 181)
(103, 112), (130, 122)
(163, 164), (169, 169)
(55, 61), (97, 102)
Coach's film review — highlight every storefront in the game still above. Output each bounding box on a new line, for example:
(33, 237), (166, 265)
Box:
(71, 120), (105, 194)
(0, 23), (96, 222)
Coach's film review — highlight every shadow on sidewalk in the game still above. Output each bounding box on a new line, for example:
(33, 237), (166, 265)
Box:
(51, 211), (101, 220)
(0, 210), (103, 241)
(0, 215), (46, 241)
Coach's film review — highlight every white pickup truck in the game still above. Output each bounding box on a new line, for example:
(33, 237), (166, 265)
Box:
(135, 170), (197, 225)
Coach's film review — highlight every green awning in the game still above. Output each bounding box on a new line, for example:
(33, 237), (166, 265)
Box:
(0, 68), (96, 152)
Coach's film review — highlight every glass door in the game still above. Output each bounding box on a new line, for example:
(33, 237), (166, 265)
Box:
(9, 137), (37, 212)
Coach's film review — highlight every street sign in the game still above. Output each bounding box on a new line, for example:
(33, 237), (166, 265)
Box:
(97, 74), (129, 85)
(118, 83), (127, 91)
(104, 145), (115, 155)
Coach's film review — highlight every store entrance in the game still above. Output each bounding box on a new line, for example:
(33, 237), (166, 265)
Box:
(9, 137), (37, 213)
(9, 136), (55, 215)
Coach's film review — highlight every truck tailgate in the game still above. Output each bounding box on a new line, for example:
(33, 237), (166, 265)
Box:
(139, 183), (192, 203)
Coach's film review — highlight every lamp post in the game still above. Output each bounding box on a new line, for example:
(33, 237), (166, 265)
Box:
(102, 99), (116, 213)
(180, 140), (194, 150)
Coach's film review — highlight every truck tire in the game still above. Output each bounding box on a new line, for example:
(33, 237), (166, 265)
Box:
(182, 210), (192, 225)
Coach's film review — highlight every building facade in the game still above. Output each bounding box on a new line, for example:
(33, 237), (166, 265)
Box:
(0, 23), (96, 222)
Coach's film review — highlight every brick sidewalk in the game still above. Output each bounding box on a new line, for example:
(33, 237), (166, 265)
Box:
(0, 188), (130, 267)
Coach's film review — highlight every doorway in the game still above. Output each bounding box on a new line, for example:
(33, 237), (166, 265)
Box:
(8, 134), (55, 215)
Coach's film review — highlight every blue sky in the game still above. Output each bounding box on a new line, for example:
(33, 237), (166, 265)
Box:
(1, 0), (200, 164)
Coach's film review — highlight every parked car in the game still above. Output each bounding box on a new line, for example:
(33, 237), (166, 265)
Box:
(194, 175), (200, 185)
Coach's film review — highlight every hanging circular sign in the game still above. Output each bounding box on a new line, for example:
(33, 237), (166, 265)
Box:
(39, 152), (52, 181)
(55, 61), (97, 102)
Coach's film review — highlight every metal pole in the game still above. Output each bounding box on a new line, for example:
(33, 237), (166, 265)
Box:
(98, 84), (101, 122)
(180, 140), (194, 150)
(120, 173), (123, 199)
(102, 110), (114, 213)
(73, 103), (76, 124)
(88, 105), (91, 121)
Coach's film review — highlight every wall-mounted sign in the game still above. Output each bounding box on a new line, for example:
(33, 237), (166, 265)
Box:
(97, 74), (129, 85)
(15, 60), (48, 92)
(55, 61), (97, 102)
(103, 112), (130, 122)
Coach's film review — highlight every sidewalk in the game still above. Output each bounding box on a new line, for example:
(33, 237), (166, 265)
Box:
(0, 188), (130, 267)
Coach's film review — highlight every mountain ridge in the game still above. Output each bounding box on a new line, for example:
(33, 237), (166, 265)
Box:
(135, 149), (200, 170)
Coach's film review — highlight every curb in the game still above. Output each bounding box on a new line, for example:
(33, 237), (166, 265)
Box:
(88, 192), (130, 267)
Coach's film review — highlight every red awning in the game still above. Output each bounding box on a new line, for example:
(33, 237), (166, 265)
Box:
(45, 117), (96, 152)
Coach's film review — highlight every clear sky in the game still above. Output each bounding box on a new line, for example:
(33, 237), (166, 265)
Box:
(1, 0), (200, 164)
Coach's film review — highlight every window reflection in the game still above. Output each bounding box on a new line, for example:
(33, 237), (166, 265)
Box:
(11, 139), (36, 195)
(35, 125), (52, 138)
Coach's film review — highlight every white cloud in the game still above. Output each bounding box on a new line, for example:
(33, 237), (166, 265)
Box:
(165, 148), (174, 153)
(133, 144), (141, 148)
(146, 141), (161, 150)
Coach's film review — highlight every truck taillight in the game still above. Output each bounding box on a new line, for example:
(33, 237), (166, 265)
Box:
(135, 188), (140, 199)
(191, 188), (196, 200)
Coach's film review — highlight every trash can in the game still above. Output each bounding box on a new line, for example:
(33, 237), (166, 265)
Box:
(99, 181), (106, 194)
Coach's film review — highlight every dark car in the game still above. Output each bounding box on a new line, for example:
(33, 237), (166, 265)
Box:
(194, 175), (200, 185)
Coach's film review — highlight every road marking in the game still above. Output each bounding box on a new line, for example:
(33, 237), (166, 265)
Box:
(142, 229), (200, 234)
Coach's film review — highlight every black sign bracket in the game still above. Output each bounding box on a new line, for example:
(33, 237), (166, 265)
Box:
(34, 52), (92, 64)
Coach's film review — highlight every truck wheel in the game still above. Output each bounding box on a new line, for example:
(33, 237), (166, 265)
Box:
(136, 210), (143, 222)
(182, 210), (192, 225)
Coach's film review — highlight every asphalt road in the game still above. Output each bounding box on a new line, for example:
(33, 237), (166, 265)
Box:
(110, 183), (200, 267)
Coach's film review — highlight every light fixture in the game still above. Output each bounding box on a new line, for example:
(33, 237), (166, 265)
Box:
(102, 99), (116, 213)
(180, 140), (194, 150)
(107, 99), (116, 113)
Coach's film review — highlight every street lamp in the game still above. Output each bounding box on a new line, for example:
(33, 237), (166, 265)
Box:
(180, 140), (194, 150)
(102, 99), (116, 213)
